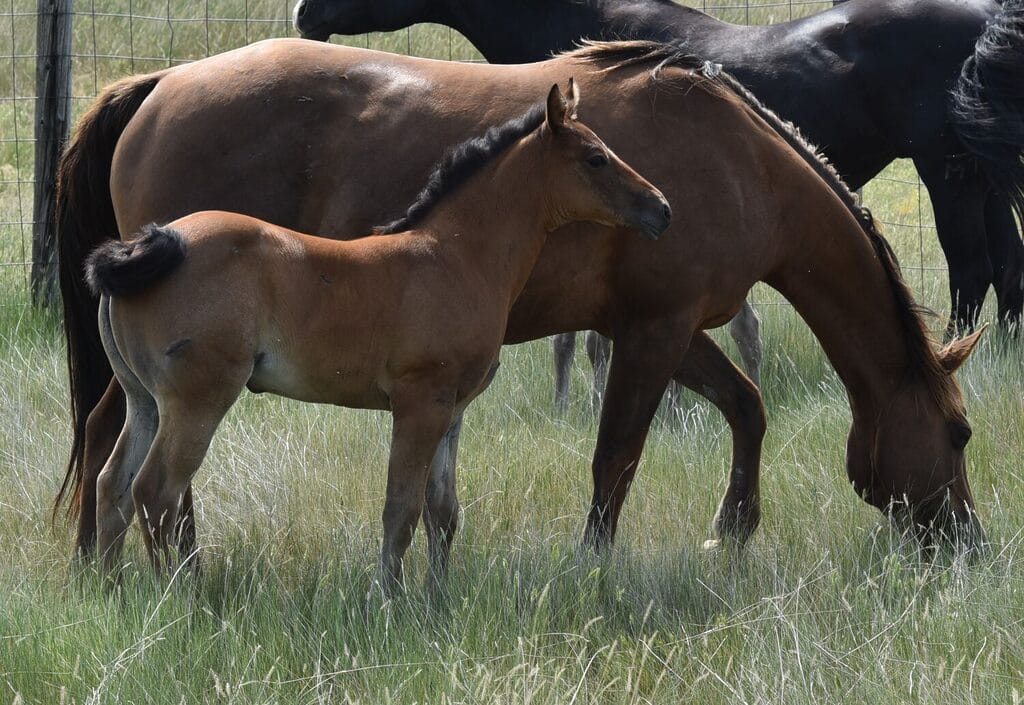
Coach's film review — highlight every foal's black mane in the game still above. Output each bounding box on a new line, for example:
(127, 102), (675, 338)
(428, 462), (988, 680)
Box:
(377, 104), (546, 235)
(567, 40), (964, 420)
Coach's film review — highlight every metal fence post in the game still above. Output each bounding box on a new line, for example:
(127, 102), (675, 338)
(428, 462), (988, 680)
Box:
(32, 0), (73, 307)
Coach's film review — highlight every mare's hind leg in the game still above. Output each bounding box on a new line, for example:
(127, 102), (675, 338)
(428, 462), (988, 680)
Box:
(552, 333), (576, 414)
(77, 379), (126, 561)
(673, 333), (766, 549)
(727, 300), (762, 388)
(422, 413), (464, 585)
(585, 331), (611, 415)
(379, 379), (457, 596)
(914, 154), (991, 335)
(95, 394), (158, 577)
(583, 320), (692, 548)
(984, 192), (1024, 330)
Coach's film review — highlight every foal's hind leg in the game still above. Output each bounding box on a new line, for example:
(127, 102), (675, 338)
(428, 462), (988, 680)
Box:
(95, 395), (158, 577)
(132, 400), (234, 576)
(674, 333), (766, 549)
(552, 333), (576, 414)
(422, 413), (464, 586)
(727, 301), (762, 388)
(984, 192), (1024, 330)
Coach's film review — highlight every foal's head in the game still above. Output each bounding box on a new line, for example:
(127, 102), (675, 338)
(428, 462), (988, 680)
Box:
(538, 80), (672, 240)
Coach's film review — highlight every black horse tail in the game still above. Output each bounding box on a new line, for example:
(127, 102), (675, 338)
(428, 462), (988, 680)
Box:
(950, 0), (1024, 222)
(86, 224), (187, 298)
(54, 71), (164, 522)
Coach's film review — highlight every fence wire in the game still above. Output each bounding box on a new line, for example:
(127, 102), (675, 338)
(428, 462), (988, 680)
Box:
(0, 0), (942, 312)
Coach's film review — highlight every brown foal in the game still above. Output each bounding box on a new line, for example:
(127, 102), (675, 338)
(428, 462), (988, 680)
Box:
(84, 83), (670, 590)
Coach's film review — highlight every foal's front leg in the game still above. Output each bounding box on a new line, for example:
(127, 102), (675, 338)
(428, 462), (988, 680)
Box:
(380, 380), (458, 596)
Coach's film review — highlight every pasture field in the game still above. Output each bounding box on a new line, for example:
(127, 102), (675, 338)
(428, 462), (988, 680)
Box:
(3, 3), (1024, 703)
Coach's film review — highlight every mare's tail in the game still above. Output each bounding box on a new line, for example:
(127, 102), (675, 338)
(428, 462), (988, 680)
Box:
(86, 224), (187, 298)
(950, 0), (1024, 222)
(54, 71), (164, 520)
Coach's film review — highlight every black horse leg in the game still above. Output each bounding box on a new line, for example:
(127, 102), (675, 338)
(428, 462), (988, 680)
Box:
(914, 155), (991, 335)
(582, 320), (692, 549)
(984, 191), (1024, 330)
(552, 333), (576, 414)
(584, 330), (611, 416)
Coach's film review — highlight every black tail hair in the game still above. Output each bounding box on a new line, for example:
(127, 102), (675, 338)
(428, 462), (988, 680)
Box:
(85, 224), (187, 298)
(950, 0), (1024, 222)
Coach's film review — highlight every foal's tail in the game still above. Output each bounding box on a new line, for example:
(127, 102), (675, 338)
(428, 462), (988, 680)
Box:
(86, 224), (187, 298)
(950, 0), (1024, 222)
(54, 71), (164, 520)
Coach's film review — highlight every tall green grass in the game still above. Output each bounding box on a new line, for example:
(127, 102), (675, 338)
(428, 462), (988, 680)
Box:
(3, 2), (1023, 703)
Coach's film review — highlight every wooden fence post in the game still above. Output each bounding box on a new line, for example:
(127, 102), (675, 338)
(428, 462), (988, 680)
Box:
(32, 0), (73, 307)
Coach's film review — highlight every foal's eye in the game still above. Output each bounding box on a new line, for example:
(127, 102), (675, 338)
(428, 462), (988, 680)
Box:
(587, 153), (609, 169)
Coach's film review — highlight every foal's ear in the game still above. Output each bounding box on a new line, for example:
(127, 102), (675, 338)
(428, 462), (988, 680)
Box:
(546, 83), (569, 133)
(938, 323), (987, 374)
(566, 77), (581, 120)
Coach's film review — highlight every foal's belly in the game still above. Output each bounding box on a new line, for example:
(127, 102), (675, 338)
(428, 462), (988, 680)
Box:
(245, 351), (391, 411)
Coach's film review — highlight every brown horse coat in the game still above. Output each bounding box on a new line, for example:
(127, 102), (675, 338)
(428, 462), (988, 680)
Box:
(59, 40), (984, 561)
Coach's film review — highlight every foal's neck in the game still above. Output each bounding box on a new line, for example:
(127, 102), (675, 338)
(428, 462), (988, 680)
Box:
(415, 135), (555, 303)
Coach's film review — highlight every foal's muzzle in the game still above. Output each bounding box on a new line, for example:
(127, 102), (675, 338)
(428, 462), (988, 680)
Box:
(633, 196), (672, 240)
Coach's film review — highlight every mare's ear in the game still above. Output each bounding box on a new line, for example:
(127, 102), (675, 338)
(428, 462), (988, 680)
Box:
(938, 323), (987, 374)
(546, 83), (569, 133)
(566, 77), (580, 119)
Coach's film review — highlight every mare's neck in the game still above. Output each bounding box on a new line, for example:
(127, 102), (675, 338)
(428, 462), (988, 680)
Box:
(767, 211), (926, 422)
(415, 136), (554, 304)
(437, 0), (727, 63)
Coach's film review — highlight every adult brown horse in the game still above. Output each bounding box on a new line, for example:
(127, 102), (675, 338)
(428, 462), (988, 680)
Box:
(295, 0), (1024, 335)
(83, 83), (669, 588)
(57, 40), (985, 566)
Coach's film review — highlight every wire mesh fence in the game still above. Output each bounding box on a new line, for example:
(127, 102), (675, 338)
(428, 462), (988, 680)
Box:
(0, 0), (944, 313)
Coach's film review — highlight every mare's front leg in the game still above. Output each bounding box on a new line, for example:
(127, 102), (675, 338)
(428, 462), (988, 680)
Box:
(914, 154), (991, 335)
(422, 413), (464, 586)
(673, 332), (767, 549)
(379, 379), (457, 596)
(984, 191), (1024, 329)
(552, 333), (576, 414)
(583, 320), (693, 549)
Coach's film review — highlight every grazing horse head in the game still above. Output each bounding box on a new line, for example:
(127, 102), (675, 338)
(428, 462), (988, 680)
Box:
(538, 80), (672, 239)
(842, 236), (988, 549)
(293, 0), (431, 39)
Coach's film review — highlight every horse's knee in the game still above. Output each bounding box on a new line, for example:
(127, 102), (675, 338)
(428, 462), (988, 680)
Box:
(734, 380), (767, 440)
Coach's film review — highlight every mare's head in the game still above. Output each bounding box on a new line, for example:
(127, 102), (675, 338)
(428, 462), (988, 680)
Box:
(844, 262), (987, 550)
(538, 80), (671, 239)
(293, 0), (431, 38)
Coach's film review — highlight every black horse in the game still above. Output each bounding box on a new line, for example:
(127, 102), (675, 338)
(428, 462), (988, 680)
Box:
(294, 0), (1024, 334)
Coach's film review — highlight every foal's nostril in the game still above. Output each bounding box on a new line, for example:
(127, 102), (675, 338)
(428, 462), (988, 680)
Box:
(296, 0), (307, 19)
(662, 202), (672, 223)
